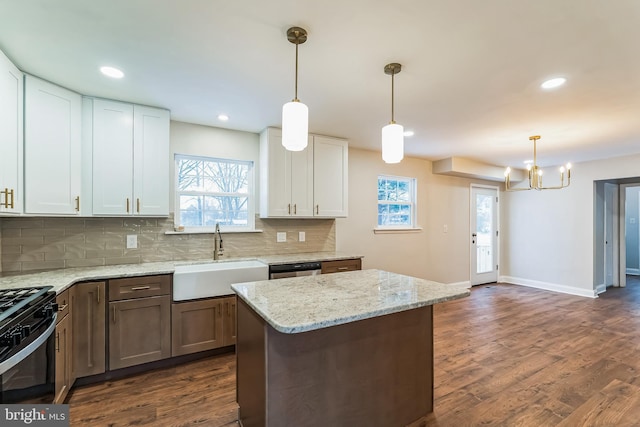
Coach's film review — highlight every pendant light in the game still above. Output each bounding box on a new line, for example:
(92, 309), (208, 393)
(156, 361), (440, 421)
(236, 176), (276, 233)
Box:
(382, 63), (404, 163)
(282, 27), (309, 151)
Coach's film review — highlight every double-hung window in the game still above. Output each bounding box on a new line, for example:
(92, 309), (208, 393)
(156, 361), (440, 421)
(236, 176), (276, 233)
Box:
(175, 154), (255, 231)
(377, 175), (417, 228)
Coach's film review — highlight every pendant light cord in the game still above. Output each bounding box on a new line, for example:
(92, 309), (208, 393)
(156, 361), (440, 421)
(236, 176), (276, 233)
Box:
(294, 39), (299, 102)
(391, 72), (395, 124)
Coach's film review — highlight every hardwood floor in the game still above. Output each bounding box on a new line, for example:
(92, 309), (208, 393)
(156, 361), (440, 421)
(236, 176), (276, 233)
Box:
(68, 279), (640, 426)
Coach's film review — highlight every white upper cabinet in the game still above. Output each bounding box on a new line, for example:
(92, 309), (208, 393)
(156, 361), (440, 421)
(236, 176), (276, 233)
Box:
(0, 50), (23, 215)
(260, 128), (348, 218)
(24, 75), (82, 214)
(90, 98), (169, 216)
(133, 105), (170, 216)
(313, 136), (348, 217)
(91, 99), (134, 215)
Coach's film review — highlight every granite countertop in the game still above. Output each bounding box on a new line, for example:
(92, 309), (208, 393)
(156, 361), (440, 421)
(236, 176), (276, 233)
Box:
(0, 251), (363, 293)
(231, 269), (469, 334)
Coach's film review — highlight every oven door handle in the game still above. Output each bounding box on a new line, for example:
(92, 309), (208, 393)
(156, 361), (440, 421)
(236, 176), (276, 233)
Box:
(0, 313), (57, 375)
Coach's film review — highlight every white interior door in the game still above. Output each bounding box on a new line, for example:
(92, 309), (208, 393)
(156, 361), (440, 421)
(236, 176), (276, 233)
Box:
(470, 186), (499, 286)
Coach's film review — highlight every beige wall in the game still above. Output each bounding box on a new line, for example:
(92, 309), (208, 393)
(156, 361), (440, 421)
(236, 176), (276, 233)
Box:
(336, 147), (496, 284)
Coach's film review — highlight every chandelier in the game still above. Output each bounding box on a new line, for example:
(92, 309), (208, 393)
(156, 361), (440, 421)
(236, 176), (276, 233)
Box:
(504, 135), (572, 191)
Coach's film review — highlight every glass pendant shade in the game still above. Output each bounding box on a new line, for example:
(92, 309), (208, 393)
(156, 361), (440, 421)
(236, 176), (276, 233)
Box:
(382, 123), (404, 163)
(282, 100), (309, 151)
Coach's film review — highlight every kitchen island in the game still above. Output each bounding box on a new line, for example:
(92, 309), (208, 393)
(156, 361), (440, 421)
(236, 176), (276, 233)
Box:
(231, 269), (469, 427)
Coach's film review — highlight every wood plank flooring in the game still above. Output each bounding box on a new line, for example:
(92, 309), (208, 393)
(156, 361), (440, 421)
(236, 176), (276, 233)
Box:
(67, 278), (640, 426)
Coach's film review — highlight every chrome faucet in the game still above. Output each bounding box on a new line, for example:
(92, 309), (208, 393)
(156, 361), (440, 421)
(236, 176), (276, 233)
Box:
(214, 223), (224, 260)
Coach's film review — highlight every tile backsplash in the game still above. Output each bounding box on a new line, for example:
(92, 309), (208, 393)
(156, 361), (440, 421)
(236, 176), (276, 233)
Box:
(0, 215), (335, 273)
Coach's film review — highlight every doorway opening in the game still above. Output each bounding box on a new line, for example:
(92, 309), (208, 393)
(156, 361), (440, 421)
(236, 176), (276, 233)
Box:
(594, 178), (640, 293)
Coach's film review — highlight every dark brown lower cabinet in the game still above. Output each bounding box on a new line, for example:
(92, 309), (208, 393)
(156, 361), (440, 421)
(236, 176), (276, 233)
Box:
(72, 281), (106, 378)
(171, 296), (236, 357)
(223, 296), (237, 346)
(109, 295), (171, 370)
(54, 289), (72, 404)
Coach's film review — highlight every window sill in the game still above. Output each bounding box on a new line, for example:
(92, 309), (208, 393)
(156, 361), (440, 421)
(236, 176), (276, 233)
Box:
(165, 229), (264, 235)
(373, 227), (423, 234)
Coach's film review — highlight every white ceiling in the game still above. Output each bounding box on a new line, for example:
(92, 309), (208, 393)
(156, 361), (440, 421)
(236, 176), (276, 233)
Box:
(1, 0), (640, 168)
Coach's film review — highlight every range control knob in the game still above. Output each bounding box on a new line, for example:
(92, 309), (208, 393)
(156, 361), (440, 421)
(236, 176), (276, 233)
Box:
(11, 331), (21, 346)
(21, 325), (31, 338)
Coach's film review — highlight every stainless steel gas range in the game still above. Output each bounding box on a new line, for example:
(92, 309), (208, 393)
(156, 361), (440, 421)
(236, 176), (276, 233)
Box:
(0, 286), (58, 404)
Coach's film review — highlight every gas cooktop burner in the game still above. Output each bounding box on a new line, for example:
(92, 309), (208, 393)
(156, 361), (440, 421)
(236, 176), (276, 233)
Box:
(0, 287), (53, 321)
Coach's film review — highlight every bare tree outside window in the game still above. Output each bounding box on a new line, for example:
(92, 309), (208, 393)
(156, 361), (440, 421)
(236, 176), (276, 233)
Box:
(377, 175), (416, 227)
(176, 155), (254, 230)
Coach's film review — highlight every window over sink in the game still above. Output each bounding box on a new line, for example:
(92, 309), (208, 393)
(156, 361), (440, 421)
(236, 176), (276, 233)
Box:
(175, 154), (255, 232)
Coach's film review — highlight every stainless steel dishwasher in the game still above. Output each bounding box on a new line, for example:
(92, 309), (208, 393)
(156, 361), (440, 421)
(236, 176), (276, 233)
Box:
(269, 262), (322, 279)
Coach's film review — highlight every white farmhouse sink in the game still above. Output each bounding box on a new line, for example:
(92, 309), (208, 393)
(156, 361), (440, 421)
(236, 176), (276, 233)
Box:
(173, 260), (268, 301)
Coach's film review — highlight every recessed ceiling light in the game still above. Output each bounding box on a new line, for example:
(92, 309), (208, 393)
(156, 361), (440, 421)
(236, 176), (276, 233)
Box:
(100, 66), (124, 79)
(403, 130), (414, 137)
(541, 77), (566, 89)
(217, 114), (229, 122)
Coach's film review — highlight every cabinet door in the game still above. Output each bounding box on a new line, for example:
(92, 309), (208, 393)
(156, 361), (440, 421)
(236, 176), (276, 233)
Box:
(92, 99), (134, 215)
(24, 75), (82, 214)
(223, 296), (237, 346)
(0, 50), (23, 215)
(133, 105), (170, 216)
(109, 295), (171, 370)
(260, 128), (292, 217)
(54, 314), (70, 404)
(313, 136), (348, 217)
(72, 282), (106, 378)
(290, 139), (314, 217)
(171, 298), (224, 356)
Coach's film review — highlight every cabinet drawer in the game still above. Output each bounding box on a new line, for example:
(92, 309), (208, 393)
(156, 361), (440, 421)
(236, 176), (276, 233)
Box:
(56, 289), (70, 323)
(321, 258), (362, 274)
(109, 275), (171, 301)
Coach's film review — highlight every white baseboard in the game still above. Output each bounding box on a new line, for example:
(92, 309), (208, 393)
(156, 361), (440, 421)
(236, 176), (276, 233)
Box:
(626, 268), (640, 276)
(499, 276), (597, 298)
(595, 283), (607, 295)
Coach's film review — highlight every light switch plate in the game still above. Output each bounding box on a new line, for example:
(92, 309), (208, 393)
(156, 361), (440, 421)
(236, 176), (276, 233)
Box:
(276, 232), (287, 243)
(126, 234), (138, 249)
(299, 231), (306, 242)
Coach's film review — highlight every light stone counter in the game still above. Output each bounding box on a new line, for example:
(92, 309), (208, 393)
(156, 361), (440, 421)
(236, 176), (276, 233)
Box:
(0, 251), (364, 294)
(231, 269), (469, 334)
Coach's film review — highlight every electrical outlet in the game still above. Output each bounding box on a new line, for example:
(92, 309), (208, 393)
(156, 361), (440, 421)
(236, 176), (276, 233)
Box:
(443, 224), (448, 233)
(276, 232), (287, 243)
(126, 234), (138, 249)
(299, 231), (306, 242)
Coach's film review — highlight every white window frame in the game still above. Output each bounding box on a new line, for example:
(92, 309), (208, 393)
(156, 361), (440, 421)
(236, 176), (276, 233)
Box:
(174, 154), (255, 232)
(375, 174), (421, 233)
